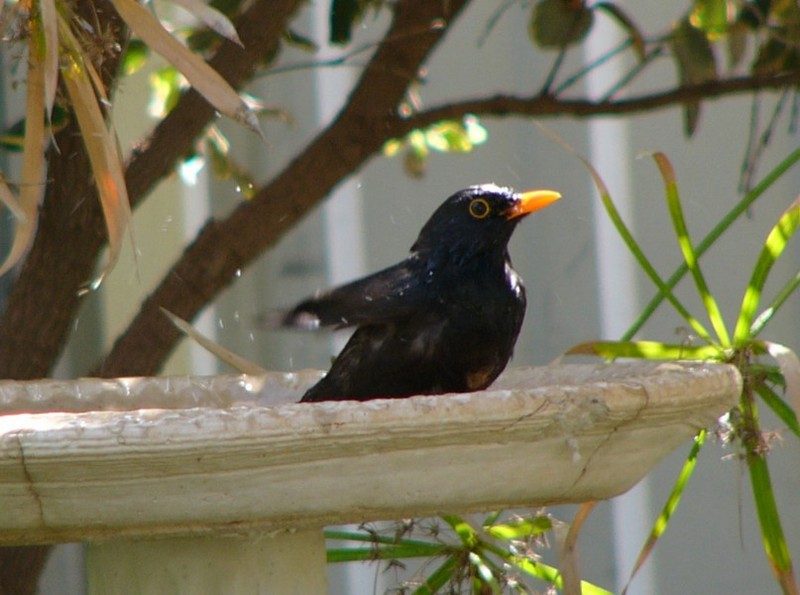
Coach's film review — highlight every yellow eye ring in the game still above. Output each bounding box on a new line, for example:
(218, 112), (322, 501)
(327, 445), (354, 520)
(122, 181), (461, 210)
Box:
(468, 198), (491, 219)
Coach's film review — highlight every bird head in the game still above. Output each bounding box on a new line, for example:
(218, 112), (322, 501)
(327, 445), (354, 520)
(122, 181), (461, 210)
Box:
(411, 184), (561, 257)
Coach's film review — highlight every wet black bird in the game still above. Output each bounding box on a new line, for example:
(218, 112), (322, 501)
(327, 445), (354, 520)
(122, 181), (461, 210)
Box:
(278, 184), (560, 402)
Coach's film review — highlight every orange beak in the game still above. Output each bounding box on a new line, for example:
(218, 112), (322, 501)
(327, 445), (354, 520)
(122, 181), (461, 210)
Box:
(505, 189), (561, 220)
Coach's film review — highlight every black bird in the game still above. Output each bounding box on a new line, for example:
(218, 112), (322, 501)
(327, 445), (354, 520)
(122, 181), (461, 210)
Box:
(278, 184), (560, 402)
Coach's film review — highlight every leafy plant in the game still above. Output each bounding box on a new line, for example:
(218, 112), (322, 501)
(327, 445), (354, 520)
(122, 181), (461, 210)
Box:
(565, 148), (800, 594)
(325, 510), (613, 594)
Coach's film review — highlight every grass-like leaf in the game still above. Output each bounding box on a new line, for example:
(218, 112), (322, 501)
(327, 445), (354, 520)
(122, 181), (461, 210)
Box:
(478, 538), (613, 594)
(651, 152), (731, 346)
(441, 514), (477, 548)
(622, 430), (706, 595)
(748, 449), (797, 589)
(624, 147), (800, 340)
(534, 122), (710, 341)
(734, 197), (800, 344)
(484, 515), (552, 540)
(566, 340), (723, 361)
(755, 383), (800, 439)
(750, 271), (800, 337)
(326, 542), (449, 564)
(413, 554), (459, 595)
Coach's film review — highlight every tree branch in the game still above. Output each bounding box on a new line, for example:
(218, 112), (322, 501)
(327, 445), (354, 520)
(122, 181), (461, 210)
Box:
(397, 71), (800, 130)
(97, 0), (472, 376)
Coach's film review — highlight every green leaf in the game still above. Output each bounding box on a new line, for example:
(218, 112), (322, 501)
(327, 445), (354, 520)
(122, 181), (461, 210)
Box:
(121, 39), (149, 76)
(484, 516), (552, 540)
(670, 16), (718, 135)
(530, 0), (594, 49)
(748, 450), (796, 581)
(755, 383), (800, 439)
(690, 0), (731, 36)
(652, 152), (730, 346)
(327, 542), (448, 563)
(622, 430), (706, 594)
(441, 514), (478, 548)
(566, 340), (724, 361)
(624, 147), (800, 341)
(413, 555), (458, 595)
(468, 551), (502, 593)
(533, 123), (711, 342)
(751, 271), (800, 337)
(733, 197), (800, 343)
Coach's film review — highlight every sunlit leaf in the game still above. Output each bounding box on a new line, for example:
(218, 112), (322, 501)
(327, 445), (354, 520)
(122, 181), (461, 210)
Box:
(651, 152), (730, 346)
(690, 0), (732, 37)
(484, 516), (552, 540)
(468, 551), (502, 592)
(565, 340), (724, 361)
(750, 271), (800, 337)
(111, 0), (261, 134)
(121, 38), (149, 75)
(168, 0), (243, 47)
(622, 430), (706, 594)
(670, 17), (718, 135)
(734, 196), (800, 343)
(441, 514), (477, 548)
(148, 66), (183, 117)
(595, 2), (646, 60)
(530, 0), (594, 49)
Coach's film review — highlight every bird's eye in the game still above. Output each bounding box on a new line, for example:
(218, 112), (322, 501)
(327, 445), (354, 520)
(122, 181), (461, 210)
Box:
(468, 198), (491, 219)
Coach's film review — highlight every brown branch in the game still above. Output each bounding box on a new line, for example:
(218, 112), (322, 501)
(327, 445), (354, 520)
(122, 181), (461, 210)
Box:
(399, 70), (800, 131)
(97, 0), (472, 376)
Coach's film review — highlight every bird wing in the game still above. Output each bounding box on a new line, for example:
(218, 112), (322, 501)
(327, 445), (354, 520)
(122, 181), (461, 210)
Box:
(277, 256), (433, 330)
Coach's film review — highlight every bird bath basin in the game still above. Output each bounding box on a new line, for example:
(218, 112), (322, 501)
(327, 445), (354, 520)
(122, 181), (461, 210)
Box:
(0, 362), (740, 593)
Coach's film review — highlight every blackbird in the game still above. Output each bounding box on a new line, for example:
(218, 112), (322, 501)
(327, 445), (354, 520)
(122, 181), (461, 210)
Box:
(278, 184), (561, 402)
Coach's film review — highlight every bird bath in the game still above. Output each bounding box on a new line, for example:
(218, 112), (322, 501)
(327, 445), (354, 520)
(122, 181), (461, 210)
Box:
(0, 362), (740, 593)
